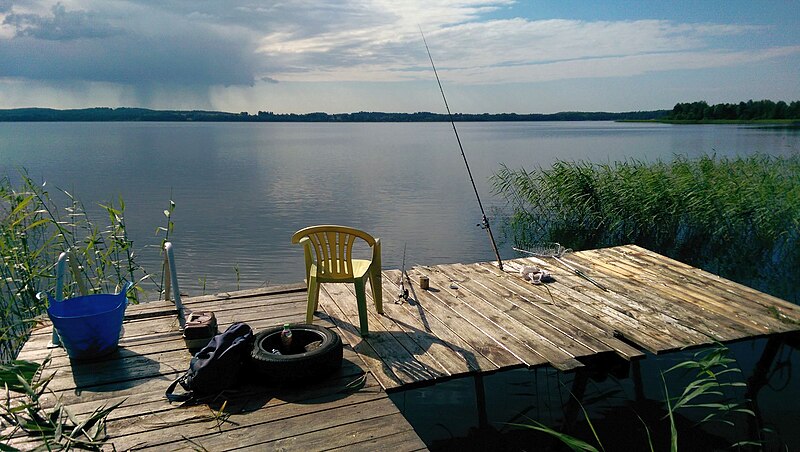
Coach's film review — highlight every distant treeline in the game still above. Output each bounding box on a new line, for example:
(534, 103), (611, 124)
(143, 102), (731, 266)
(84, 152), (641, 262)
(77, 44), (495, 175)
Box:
(0, 107), (668, 122)
(665, 99), (800, 121)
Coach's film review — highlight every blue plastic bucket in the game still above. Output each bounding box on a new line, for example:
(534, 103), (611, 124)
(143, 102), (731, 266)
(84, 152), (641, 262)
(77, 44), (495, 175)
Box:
(46, 282), (131, 360)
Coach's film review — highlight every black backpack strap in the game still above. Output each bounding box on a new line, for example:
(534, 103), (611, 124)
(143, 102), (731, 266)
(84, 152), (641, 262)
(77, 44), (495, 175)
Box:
(165, 375), (193, 403)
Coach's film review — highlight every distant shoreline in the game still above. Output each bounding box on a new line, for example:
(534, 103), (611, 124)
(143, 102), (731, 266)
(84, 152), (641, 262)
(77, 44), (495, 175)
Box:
(621, 119), (800, 126)
(0, 107), (669, 122)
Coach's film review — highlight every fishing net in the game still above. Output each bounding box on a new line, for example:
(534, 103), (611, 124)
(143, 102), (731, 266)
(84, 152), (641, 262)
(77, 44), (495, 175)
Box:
(513, 243), (609, 291)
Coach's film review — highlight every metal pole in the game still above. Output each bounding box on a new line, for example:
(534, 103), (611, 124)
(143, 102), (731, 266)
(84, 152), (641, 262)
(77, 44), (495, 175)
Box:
(48, 251), (68, 347)
(164, 242), (186, 329)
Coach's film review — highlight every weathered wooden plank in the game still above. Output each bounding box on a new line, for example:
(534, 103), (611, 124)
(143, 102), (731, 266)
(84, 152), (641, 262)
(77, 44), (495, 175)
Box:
(8, 333), (366, 416)
(475, 262), (645, 361)
(529, 255), (725, 349)
(10, 284), (429, 452)
(12, 246), (799, 451)
(318, 285), (405, 390)
(572, 250), (770, 339)
(11, 357), (369, 439)
(610, 245), (800, 331)
(234, 412), (424, 452)
(10, 357), (375, 446)
(622, 244), (800, 312)
(23, 288), (307, 342)
(452, 263), (608, 356)
(327, 428), (429, 452)
(127, 283), (307, 315)
(17, 316), (341, 400)
(125, 393), (399, 451)
(564, 252), (745, 339)
(322, 281), (443, 386)
(387, 267), (511, 372)
(24, 293), (306, 348)
(501, 258), (685, 353)
(21, 311), (307, 367)
(378, 270), (494, 376)
(336, 278), (455, 381)
(404, 266), (528, 369)
(439, 263), (590, 370)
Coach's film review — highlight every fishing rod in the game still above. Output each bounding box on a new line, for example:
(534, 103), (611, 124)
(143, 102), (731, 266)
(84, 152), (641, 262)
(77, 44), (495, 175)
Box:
(420, 29), (504, 271)
(398, 243), (409, 302)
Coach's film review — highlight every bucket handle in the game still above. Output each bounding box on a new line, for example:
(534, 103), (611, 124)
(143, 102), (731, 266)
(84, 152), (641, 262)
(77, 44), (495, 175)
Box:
(118, 281), (134, 297)
(41, 280), (134, 304)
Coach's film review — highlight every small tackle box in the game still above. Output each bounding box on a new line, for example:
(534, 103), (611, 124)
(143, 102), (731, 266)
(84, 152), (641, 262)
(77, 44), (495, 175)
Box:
(182, 311), (218, 352)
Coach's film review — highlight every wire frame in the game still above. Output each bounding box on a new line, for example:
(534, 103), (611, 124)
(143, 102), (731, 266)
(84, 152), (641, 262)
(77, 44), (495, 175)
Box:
(515, 242), (573, 258)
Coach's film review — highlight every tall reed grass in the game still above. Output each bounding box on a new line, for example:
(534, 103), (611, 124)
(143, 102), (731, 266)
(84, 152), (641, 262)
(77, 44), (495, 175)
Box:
(510, 344), (761, 451)
(0, 172), (154, 362)
(491, 153), (800, 303)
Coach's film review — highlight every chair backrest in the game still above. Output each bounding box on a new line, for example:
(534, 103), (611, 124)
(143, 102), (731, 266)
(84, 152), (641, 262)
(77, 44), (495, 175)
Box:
(291, 225), (376, 279)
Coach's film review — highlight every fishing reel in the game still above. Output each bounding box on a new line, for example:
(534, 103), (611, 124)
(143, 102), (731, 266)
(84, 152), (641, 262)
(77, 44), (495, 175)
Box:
(397, 244), (410, 303)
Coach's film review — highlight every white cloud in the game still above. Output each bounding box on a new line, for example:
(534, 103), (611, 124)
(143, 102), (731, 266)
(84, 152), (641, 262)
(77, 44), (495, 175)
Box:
(260, 17), (776, 83)
(0, 0), (796, 110)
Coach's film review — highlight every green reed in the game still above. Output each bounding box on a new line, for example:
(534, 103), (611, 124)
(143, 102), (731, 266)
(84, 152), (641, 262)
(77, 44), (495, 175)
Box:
(511, 344), (760, 450)
(0, 172), (153, 362)
(1, 357), (124, 450)
(491, 153), (800, 302)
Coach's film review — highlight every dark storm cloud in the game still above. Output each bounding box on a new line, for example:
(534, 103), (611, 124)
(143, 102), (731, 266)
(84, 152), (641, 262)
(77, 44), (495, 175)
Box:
(3, 2), (121, 40)
(0, 33), (257, 86)
(0, 2), (262, 87)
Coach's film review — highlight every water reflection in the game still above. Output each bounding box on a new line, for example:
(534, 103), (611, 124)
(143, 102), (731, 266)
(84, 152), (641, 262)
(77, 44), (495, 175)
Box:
(392, 338), (799, 451)
(1, 121), (797, 297)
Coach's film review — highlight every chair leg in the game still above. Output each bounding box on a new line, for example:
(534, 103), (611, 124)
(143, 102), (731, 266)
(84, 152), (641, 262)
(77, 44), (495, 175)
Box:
(354, 278), (369, 336)
(371, 269), (383, 314)
(306, 276), (320, 324)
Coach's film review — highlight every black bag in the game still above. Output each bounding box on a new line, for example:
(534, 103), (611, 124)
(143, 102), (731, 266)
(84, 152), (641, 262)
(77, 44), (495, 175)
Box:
(166, 322), (254, 403)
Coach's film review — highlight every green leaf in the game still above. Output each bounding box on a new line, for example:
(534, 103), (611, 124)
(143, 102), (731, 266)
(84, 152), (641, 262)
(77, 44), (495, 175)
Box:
(508, 421), (601, 452)
(0, 360), (40, 393)
(9, 194), (35, 217)
(340, 373), (367, 393)
(0, 442), (21, 451)
(23, 218), (50, 232)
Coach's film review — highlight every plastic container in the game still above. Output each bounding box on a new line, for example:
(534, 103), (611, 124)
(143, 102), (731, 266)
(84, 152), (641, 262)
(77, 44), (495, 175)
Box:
(45, 282), (131, 360)
(280, 324), (293, 352)
(182, 311), (218, 352)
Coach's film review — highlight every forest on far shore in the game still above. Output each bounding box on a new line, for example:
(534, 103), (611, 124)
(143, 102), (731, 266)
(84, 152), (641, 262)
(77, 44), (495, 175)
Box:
(665, 99), (800, 121)
(0, 108), (667, 122)
(1, 99), (798, 122)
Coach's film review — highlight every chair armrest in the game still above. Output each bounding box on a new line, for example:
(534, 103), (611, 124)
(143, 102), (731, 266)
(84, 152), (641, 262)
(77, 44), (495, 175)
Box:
(298, 237), (314, 282)
(372, 237), (382, 270)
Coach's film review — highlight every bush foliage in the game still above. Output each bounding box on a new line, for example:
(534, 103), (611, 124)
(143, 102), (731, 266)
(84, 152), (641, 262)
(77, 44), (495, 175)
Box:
(1, 173), (152, 362)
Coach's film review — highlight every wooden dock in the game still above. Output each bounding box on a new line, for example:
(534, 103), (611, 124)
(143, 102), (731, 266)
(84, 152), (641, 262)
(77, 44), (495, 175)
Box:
(8, 244), (800, 449)
(318, 245), (800, 391)
(8, 285), (428, 451)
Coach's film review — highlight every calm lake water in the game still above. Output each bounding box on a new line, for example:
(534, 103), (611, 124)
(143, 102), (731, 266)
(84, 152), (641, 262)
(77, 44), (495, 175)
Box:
(2, 121), (798, 296)
(2, 121), (799, 449)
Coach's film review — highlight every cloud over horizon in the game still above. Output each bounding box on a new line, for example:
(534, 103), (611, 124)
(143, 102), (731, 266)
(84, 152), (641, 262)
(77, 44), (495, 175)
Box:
(0, 1), (797, 112)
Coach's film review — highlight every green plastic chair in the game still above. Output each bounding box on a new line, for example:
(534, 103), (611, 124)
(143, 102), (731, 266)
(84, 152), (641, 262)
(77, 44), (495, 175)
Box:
(291, 225), (383, 336)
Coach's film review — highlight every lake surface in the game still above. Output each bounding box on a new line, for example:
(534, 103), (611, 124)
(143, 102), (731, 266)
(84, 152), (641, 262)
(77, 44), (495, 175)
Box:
(2, 121), (799, 449)
(2, 121), (798, 296)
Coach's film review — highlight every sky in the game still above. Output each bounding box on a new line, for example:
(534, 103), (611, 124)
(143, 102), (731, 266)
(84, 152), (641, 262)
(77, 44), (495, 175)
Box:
(0, 0), (798, 114)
